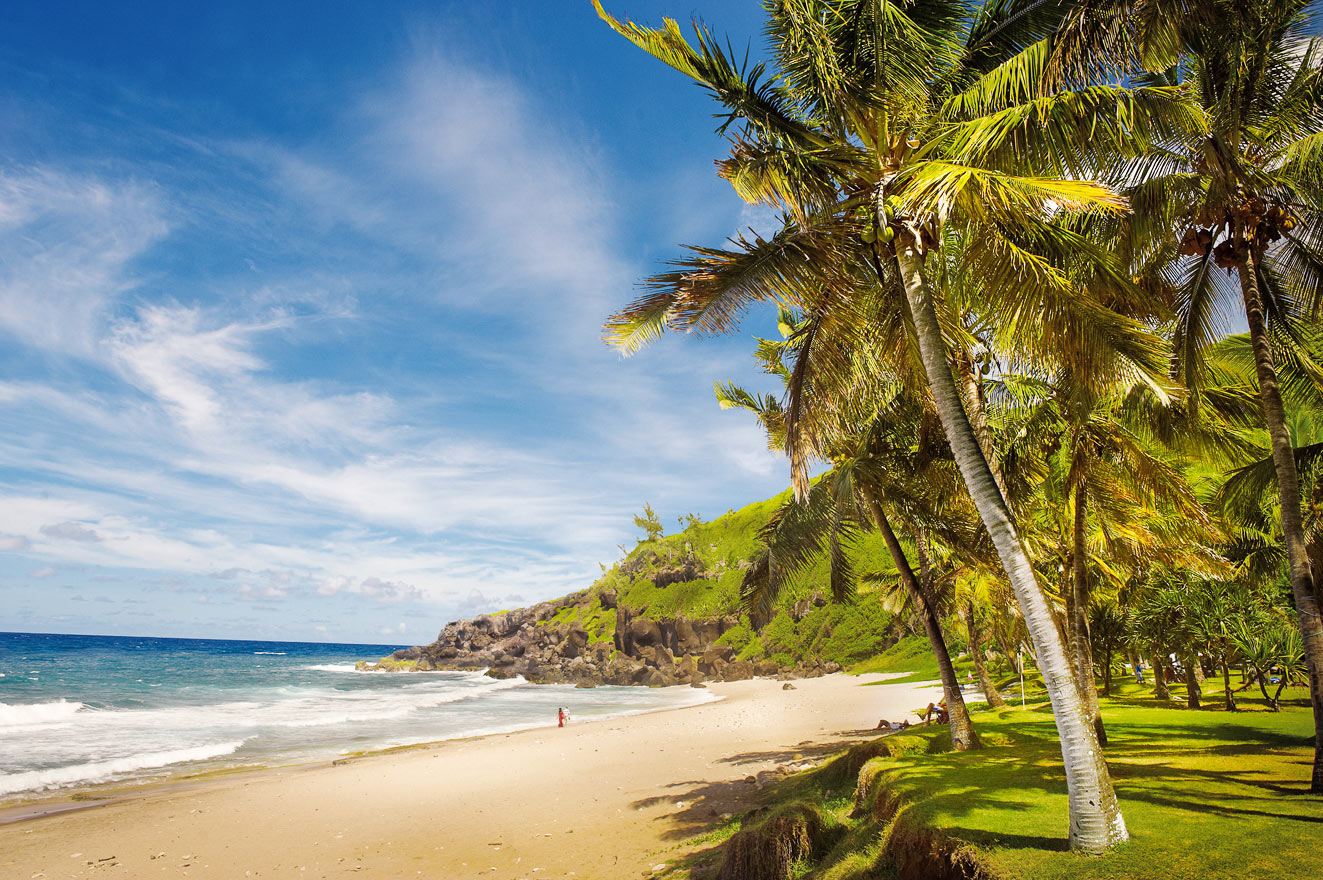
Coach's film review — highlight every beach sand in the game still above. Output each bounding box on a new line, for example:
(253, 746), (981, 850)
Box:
(0, 672), (934, 879)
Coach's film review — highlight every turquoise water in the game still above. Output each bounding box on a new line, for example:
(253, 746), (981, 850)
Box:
(0, 632), (713, 802)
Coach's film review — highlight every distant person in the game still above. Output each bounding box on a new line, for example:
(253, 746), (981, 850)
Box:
(920, 701), (949, 725)
(558, 707), (566, 728)
(875, 718), (910, 731)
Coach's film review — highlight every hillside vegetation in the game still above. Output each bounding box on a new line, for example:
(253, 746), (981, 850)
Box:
(563, 493), (906, 670)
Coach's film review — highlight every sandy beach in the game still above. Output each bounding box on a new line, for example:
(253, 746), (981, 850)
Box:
(0, 673), (933, 879)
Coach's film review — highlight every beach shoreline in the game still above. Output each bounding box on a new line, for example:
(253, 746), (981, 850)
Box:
(0, 672), (936, 879)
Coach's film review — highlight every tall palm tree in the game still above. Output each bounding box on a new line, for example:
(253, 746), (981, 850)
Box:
(1119, 0), (1323, 790)
(594, 0), (1209, 848)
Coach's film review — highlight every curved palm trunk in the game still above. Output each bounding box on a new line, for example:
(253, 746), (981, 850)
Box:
(1239, 259), (1323, 792)
(1071, 492), (1107, 745)
(964, 601), (1008, 708)
(860, 487), (980, 750)
(895, 235), (1127, 850)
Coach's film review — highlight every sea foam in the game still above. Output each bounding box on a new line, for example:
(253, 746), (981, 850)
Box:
(0, 700), (85, 728)
(0, 740), (247, 797)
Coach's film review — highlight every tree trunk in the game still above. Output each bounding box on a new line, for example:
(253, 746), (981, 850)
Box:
(1239, 257), (1323, 792)
(1151, 652), (1171, 701)
(1070, 491), (1107, 744)
(1184, 653), (1201, 709)
(965, 601), (1008, 708)
(895, 235), (1126, 850)
(860, 486), (980, 751)
(956, 349), (1008, 503)
(1222, 656), (1236, 712)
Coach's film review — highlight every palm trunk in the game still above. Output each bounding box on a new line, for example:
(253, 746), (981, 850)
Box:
(956, 350), (1009, 502)
(895, 235), (1126, 850)
(965, 601), (1007, 708)
(860, 487), (980, 750)
(1239, 257), (1323, 792)
(1151, 652), (1171, 701)
(1184, 653), (1202, 709)
(1070, 491), (1107, 744)
(1222, 655), (1236, 712)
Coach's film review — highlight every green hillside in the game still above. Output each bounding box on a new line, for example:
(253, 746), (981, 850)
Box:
(546, 492), (909, 670)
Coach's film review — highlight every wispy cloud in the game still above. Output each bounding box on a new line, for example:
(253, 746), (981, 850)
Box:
(0, 27), (789, 641)
(0, 168), (168, 356)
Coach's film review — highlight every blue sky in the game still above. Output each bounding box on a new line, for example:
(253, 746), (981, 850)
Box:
(0, 1), (797, 644)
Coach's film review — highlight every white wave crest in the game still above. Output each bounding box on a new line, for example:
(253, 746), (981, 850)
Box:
(0, 700), (85, 728)
(0, 740), (247, 798)
(253, 652), (286, 655)
(302, 664), (362, 673)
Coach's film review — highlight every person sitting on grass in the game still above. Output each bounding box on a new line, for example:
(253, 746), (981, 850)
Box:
(919, 700), (949, 725)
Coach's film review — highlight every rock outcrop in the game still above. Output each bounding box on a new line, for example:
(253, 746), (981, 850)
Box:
(357, 588), (841, 686)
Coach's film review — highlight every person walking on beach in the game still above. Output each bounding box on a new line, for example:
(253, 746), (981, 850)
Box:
(558, 707), (566, 728)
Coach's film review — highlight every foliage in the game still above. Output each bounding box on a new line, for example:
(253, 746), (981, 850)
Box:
(633, 502), (665, 542)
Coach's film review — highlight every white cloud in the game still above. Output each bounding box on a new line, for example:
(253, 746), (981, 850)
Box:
(0, 168), (168, 355)
(28, 566), (55, 579)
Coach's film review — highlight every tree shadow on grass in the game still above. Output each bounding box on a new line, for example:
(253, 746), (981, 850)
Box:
(628, 734), (871, 843)
(938, 827), (1070, 852)
(1122, 788), (1323, 824)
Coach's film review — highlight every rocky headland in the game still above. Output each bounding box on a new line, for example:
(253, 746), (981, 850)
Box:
(359, 574), (843, 687)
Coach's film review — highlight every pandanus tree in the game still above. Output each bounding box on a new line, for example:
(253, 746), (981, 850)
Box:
(594, 0), (1208, 847)
(1116, 0), (1323, 789)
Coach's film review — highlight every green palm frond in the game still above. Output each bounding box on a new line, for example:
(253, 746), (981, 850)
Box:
(603, 220), (852, 352)
(592, 1), (824, 145)
(934, 84), (1206, 178)
(897, 160), (1127, 225)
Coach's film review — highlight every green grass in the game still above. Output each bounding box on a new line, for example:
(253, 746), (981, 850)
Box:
(864, 686), (1320, 879)
(657, 653), (1318, 880)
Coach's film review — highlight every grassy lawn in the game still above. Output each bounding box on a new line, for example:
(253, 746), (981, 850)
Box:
(668, 672), (1319, 880)
(867, 685), (1321, 879)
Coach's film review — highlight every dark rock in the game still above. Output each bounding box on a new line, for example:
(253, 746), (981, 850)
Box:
(599, 589), (618, 610)
(755, 660), (780, 677)
(782, 682), (797, 690)
(628, 617), (665, 649)
(672, 617), (703, 654)
(651, 555), (707, 589)
(723, 660), (755, 681)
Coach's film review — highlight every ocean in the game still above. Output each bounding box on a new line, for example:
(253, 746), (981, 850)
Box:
(0, 631), (715, 803)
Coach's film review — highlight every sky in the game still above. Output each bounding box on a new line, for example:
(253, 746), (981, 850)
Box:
(0, 1), (798, 645)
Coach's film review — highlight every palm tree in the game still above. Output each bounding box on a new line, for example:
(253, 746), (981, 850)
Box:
(718, 332), (984, 749)
(594, 0), (1205, 847)
(954, 571), (1010, 708)
(999, 370), (1219, 742)
(1119, 0), (1323, 789)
